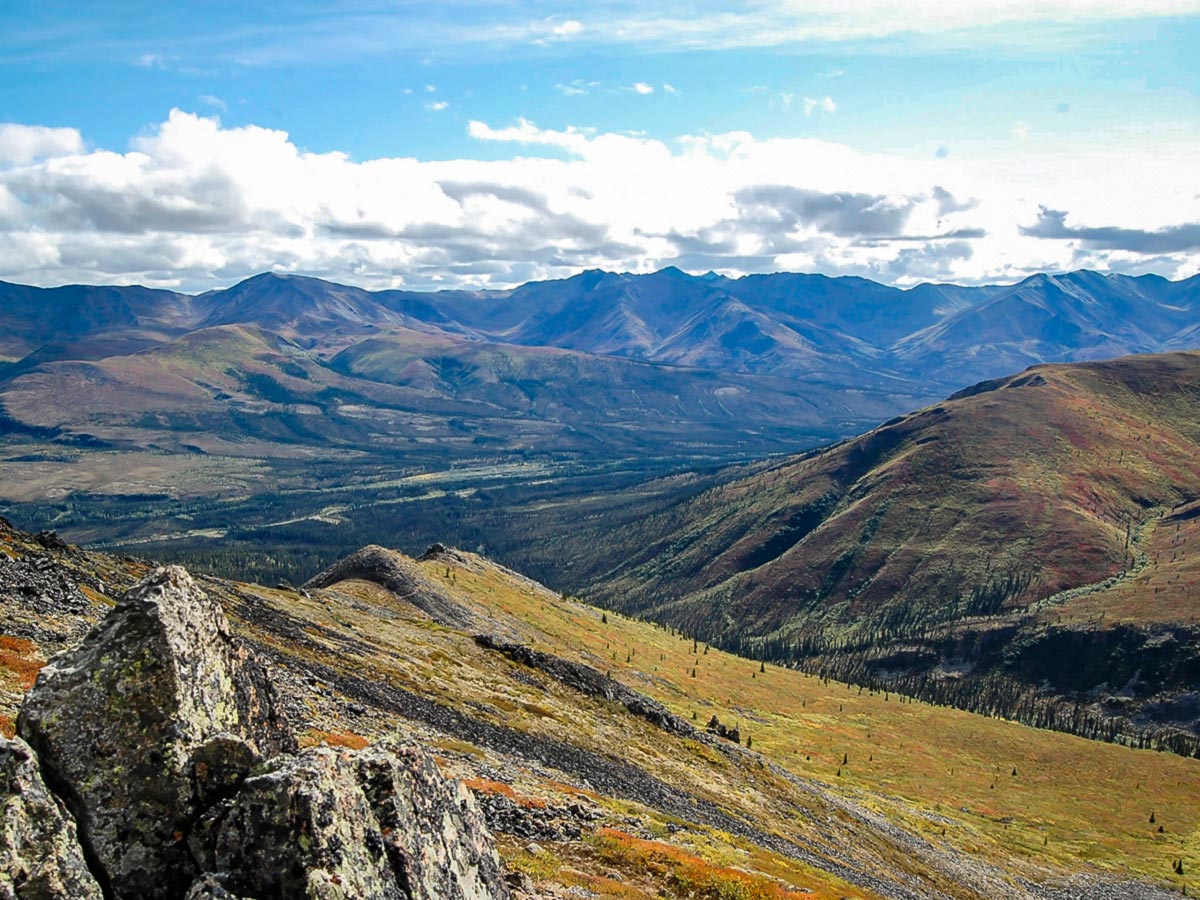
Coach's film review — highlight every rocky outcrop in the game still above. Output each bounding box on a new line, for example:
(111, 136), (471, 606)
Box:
(474, 635), (696, 738)
(474, 790), (602, 842)
(356, 743), (506, 900)
(191, 743), (505, 900)
(306, 545), (489, 633)
(12, 564), (510, 900)
(0, 736), (103, 900)
(195, 747), (406, 899)
(17, 566), (294, 899)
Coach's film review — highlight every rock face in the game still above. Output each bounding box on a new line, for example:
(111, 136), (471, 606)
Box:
(356, 743), (507, 900)
(11, 563), (509, 900)
(0, 736), (103, 900)
(194, 744), (505, 900)
(196, 748), (405, 900)
(17, 566), (294, 899)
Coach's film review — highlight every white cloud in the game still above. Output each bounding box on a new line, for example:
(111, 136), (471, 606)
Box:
(0, 124), (85, 165)
(632, 82), (655, 95)
(426, 101), (449, 111)
(1012, 121), (1031, 140)
(146, 1), (1199, 66)
(551, 19), (585, 37)
(803, 96), (837, 115)
(199, 94), (228, 112)
(555, 80), (600, 96)
(663, 83), (680, 94)
(538, 1), (1200, 49)
(0, 109), (1196, 291)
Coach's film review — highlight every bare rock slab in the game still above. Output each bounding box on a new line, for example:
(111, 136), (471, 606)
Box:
(356, 742), (508, 900)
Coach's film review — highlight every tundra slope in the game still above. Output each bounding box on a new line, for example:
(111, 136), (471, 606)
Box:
(582, 351), (1200, 755)
(1, 521), (1196, 898)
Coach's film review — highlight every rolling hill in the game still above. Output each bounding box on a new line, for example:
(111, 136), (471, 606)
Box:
(574, 351), (1200, 754)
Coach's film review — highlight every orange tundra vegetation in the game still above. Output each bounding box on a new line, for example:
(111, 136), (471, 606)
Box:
(300, 728), (370, 751)
(0, 635), (43, 690)
(592, 828), (815, 900)
(464, 777), (548, 808)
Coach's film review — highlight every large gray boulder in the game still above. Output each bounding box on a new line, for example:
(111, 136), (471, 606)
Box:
(0, 735), (102, 900)
(195, 747), (405, 900)
(16, 566), (294, 899)
(192, 743), (509, 900)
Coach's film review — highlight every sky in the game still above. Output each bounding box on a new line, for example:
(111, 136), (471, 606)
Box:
(1, 0), (1199, 292)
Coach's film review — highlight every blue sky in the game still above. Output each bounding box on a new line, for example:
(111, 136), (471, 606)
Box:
(1, 1), (1198, 290)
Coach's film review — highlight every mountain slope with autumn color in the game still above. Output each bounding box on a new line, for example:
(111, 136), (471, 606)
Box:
(584, 351), (1200, 752)
(1, 520), (1196, 898)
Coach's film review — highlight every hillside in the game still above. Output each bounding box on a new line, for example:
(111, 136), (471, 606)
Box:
(1, 521), (1196, 898)
(577, 351), (1200, 754)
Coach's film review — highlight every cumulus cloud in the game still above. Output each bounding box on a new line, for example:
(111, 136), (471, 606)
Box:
(0, 110), (1195, 291)
(425, 100), (449, 111)
(734, 186), (914, 238)
(631, 82), (655, 95)
(0, 124), (85, 165)
(932, 186), (978, 215)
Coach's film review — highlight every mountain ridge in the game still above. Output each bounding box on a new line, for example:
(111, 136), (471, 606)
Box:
(5, 265), (1199, 467)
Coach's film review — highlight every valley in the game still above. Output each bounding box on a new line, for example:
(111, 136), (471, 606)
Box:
(5, 270), (1200, 760)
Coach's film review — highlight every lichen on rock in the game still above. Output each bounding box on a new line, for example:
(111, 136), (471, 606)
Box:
(194, 746), (404, 900)
(16, 565), (294, 899)
(356, 742), (507, 900)
(0, 735), (103, 900)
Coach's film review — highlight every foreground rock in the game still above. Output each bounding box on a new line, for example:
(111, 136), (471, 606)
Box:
(0, 736), (103, 900)
(17, 566), (293, 898)
(12, 564), (510, 900)
(194, 744), (505, 900)
(356, 743), (506, 900)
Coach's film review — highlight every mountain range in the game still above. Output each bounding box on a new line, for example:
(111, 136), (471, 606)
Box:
(3, 267), (1200, 463)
